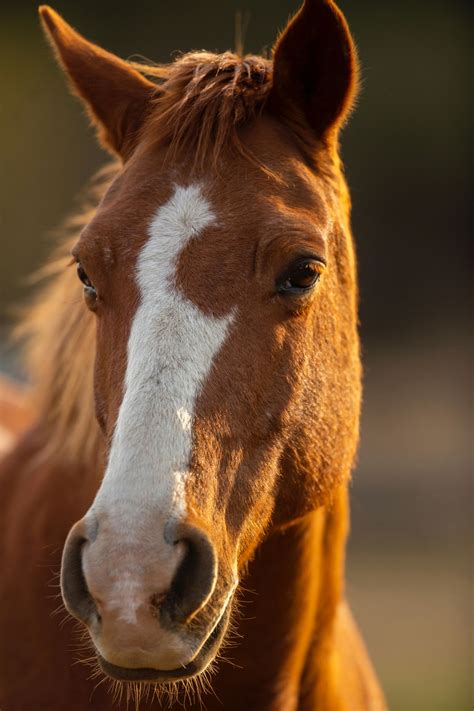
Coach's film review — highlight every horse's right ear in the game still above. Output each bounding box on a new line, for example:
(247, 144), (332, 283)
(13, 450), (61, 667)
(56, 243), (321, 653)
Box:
(39, 6), (157, 159)
(269, 0), (358, 143)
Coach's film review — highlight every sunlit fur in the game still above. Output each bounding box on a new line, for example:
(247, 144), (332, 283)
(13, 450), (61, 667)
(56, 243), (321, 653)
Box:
(0, 2), (387, 709)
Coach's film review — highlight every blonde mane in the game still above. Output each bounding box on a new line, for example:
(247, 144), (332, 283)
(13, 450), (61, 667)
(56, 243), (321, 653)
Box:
(16, 165), (118, 465)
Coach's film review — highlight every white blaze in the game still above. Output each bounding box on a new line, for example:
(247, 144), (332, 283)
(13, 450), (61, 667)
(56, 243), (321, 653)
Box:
(91, 183), (232, 543)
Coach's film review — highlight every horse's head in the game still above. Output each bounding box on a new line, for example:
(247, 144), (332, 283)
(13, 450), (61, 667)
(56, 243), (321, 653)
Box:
(40, 0), (360, 684)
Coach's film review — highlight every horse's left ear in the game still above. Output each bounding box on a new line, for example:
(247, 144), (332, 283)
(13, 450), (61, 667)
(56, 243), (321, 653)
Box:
(269, 0), (358, 142)
(39, 6), (158, 159)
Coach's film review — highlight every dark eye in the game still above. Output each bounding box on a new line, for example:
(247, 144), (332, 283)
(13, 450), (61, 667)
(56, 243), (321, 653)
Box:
(76, 263), (97, 308)
(77, 263), (93, 288)
(277, 258), (324, 295)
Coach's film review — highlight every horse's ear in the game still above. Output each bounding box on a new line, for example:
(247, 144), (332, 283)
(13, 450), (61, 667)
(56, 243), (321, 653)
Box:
(269, 0), (358, 142)
(39, 6), (157, 159)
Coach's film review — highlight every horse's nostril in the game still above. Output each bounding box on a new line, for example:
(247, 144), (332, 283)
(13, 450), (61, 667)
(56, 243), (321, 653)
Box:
(60, 521), (98, 626)
(161, 523), (217, 625)
(61, 519), (217, 633)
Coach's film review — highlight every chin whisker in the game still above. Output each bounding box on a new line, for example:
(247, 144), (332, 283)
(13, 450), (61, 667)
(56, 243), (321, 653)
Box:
(90, 673), (109, 700)
(51, 592), (244, 709)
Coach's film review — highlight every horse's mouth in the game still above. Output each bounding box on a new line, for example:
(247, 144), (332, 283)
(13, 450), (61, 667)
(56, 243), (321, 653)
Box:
(96, 602), (230, 683)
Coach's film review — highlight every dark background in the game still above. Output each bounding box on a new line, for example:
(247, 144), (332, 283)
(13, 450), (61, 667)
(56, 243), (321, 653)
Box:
(0, 2), (471, 709)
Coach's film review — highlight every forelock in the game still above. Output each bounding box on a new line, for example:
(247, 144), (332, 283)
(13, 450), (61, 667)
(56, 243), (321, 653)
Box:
(133, 51), (273, 169)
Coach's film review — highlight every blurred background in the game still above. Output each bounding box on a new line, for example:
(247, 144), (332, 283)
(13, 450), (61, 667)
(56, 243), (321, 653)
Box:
(0, 1), (470, 709)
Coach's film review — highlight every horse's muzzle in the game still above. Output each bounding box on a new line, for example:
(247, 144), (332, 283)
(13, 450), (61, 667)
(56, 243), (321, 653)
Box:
(60, 514), (228, 675)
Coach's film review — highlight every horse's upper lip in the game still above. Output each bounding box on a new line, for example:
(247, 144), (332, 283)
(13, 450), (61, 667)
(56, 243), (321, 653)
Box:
(97, 601), (230, 683)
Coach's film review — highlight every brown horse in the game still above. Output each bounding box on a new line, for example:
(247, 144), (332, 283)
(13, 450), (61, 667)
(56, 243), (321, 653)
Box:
(0, 2), (387, 709)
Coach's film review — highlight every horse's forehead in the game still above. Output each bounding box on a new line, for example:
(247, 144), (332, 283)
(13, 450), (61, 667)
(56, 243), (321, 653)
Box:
(83, 147), (330, 273)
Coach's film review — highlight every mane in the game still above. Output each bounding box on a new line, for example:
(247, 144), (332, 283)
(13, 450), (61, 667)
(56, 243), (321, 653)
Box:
(15, 164), (118, 465)
(134, 51), (273, 169)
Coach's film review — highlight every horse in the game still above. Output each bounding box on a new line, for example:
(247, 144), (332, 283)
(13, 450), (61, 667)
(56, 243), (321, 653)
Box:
(0, 2), (387, 709)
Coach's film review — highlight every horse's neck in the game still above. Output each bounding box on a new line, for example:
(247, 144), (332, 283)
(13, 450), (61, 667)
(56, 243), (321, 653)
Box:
(211, 487), (349, 711)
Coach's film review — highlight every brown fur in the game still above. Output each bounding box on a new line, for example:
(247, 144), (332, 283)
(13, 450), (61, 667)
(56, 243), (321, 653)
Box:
(0, 2), (386, 709)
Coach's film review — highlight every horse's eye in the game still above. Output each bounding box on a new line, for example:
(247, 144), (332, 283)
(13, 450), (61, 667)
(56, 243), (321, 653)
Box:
(76, 263), (97, 308)
(77, 264), (92, 288)
(277, 259), (324, 295)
